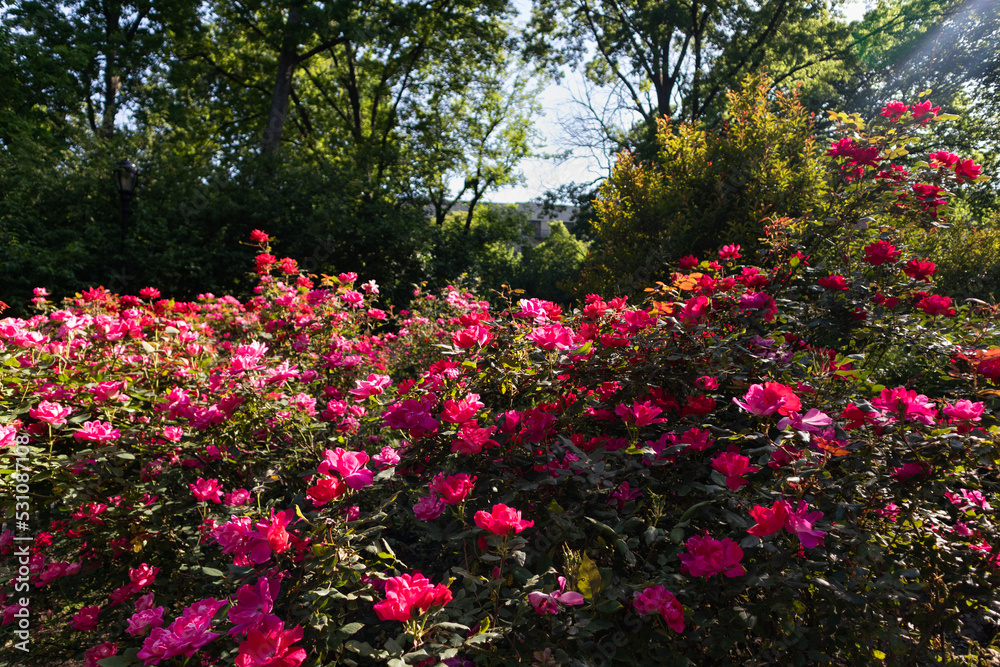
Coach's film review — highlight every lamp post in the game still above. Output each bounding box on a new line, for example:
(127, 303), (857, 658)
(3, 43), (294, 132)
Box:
(113, 159), (139, 249)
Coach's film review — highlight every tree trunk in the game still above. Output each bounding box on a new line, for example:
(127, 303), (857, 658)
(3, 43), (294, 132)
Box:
(262, 8), (301, 155)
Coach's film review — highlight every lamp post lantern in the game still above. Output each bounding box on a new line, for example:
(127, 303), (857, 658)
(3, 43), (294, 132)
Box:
(113, 159), (139, 248)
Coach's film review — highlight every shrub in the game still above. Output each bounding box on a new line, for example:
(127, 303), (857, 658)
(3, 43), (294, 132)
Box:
(1, 102), (998, 667)
(579, 72), (827, 297)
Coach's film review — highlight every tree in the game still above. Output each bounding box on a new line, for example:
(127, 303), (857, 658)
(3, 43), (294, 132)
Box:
(525, 0), (859, 139)
(3, 0), (199, 140)
(416, 57), (544, 229)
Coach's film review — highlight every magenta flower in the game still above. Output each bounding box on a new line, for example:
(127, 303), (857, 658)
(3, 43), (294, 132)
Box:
(747, 500), (791, 537)
(450, 421), (499, 455)
(677, 532), (745, 578)
(348, 373), (391, 400)
(189, 478), (224, 504)
(871, 386), (937, 425)
(441, 393), (485, 423)
(91, 380), (127, 402)
(711, 451), (759, 491)
(247, 509), (295, 564)
(71, 605), (101, 631)
(528, 576), (585, 615)
(138, 598), (225, 664)
(84, 642), (118, 667)
(452, 325), (493, 349)
(526, 324), (576, 351)
(784, 500), (827, 549)
(374, 572), (453, 622)
(474, 504), (534, 535)
(225, 489), (252, 506)
(228, 577), (280, 636)
(892, 461), (931, 482)
(29, 400), (72, 426)
(429, 473), (476, 504)
(73, 420), (120, 441)
(633, 585), (685, 633)
(610, 482), (642, 510)
(777, 408), (833, 434)
(129, 563), (160, 589)
(235, 615), (307, 667)
(413, 495), (447, 521)
(126, 606), (165, 637)
(718, 244), (742, 260)
(372, 445), (401, 468)
(615, 400), (665, 427)
(319, 447), (374, 490)
(943, 400), (984, 423)
(733, 382), (801, 417)
(862, 240), (902, 266)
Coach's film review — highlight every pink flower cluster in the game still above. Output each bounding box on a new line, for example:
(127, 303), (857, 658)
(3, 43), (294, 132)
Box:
(748, 500), (827, 548)
(677, 532), (745, 578)
(633, 585), (684, 632)
(373, 572), (452, 622)
(137, 598), (226, 665)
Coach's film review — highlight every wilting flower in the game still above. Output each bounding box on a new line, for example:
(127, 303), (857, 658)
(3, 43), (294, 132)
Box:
(633, 585), (684, 633)
(528, 576), (585, 615)
(784, 501), (827, 549)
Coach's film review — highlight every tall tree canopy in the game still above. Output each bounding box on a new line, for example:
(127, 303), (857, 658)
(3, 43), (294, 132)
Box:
(525, 0), (859, 133)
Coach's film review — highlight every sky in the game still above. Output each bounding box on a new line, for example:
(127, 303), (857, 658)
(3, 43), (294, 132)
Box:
(484, 0), (871, 205)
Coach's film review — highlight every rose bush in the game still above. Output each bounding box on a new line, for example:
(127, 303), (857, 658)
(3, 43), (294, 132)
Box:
(1, 104), (999, 666)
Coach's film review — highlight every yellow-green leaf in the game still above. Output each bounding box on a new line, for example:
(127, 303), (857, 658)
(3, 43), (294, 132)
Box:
(577, 552), (602, 600)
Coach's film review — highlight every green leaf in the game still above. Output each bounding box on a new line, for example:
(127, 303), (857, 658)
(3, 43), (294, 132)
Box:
(577, 552), (602, 600)
(201, 567), (225, 578)
(338, 622), (364, 636)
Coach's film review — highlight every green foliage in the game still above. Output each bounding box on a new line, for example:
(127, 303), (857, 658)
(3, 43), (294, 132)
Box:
(911, 213), (1000, 302)
(579, 73), (827, 296)
(423, 204), (531, 296)
(519, 221), (588, 303)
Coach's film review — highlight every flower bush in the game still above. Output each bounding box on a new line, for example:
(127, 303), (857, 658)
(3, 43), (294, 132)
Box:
(1, 104), (1000, 666)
